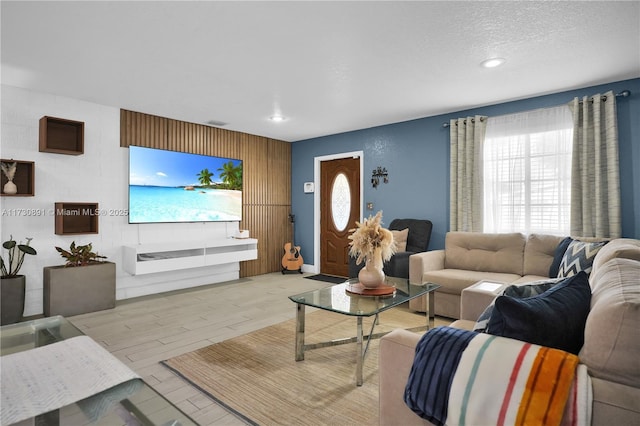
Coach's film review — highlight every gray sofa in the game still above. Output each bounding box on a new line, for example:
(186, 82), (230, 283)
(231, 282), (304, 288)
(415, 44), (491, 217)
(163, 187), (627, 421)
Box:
(409, 232), (597, 318)
(379, 238), (640, 425)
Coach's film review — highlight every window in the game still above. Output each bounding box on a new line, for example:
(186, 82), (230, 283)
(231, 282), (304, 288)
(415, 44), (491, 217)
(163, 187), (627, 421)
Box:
(483, 106), (573, 236)
(330, 172), (351, 231)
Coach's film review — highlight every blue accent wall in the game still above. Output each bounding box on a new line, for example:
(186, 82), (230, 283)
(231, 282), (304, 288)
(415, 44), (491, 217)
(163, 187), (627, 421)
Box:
(291, 78), (640, 263)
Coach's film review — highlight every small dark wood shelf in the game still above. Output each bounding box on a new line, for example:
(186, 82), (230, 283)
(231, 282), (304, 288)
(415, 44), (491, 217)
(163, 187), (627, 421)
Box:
(55, 202), (99, 235)
(1, 159), (35, 196)
(40, 116), (84, 155)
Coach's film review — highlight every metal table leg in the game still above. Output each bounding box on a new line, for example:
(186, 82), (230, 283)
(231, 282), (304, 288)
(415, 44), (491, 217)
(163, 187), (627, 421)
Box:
(356, 316), (363, 386)
(295, 303), (305, 361)
(426, 292), (435, 329)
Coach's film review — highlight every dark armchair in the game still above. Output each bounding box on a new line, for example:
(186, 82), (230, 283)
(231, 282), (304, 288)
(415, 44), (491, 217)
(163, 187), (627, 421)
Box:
(349, 218), (433, 279)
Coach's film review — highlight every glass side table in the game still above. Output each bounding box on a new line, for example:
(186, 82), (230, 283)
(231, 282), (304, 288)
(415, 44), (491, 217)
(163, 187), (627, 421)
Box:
(1, 316), (197, 426)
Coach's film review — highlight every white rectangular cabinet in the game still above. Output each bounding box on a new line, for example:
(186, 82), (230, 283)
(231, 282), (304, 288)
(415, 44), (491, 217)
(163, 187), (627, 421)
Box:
(123, 238), (258, 275)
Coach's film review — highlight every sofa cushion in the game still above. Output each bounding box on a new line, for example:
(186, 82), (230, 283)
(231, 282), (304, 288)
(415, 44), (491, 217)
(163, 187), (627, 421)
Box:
(423, 269), (521, 295)
(549, 236), (574, 277)
(486, 272), (591, 354)
(512, 275), (553, 284)
(580, 258), (640, 388)
(557, 239), (608, 278)
(391, 228), (409, 252)
(444, 232), (526, 275)
(524, 233), (564, 277)
(473, 278), (562, 332)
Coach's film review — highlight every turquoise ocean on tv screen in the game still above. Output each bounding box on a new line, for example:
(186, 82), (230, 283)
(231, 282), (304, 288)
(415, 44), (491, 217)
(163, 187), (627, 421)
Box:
(129, 186), (242, 223)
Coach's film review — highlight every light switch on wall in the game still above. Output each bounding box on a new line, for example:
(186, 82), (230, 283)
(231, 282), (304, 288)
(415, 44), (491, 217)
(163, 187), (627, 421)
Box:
(366, 202), (373, 210)
(303, 182), (314, 193)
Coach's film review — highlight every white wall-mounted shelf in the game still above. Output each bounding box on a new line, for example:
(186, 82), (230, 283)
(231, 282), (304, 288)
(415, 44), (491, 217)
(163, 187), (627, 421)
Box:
(122, 238), (258, 275)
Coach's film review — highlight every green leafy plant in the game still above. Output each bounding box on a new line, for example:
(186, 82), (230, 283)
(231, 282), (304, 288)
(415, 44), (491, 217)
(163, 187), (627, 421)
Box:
(1, 236), (37, 278)
(217, 161), (243, 190)
(55, 241), (107, 267)
(197, 168), (214, 186)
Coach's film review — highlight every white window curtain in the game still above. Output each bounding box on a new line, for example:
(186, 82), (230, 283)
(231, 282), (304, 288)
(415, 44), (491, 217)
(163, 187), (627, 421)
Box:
(568, 91), (621, 238)
(449, 116), (487, 232)
(483, 106), (574, 235)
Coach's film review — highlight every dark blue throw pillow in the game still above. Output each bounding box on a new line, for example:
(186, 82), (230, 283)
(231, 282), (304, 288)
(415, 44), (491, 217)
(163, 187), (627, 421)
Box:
(549, 236), (573, 277)
(486, 271), (591, 354)
(473, 279), (561, 332)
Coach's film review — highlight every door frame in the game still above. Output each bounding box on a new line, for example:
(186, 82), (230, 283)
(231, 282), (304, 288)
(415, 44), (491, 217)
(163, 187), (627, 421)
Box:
(313, 150), (364, 273)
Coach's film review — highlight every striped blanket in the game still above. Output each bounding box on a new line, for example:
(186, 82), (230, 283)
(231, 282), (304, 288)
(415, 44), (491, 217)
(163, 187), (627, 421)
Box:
(404, 327), (592, 426)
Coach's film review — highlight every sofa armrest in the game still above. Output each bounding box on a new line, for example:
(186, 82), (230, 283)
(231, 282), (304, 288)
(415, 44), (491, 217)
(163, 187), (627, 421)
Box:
(409, 250), (445, 284)
(379, 329), (428, 426)
(459, 281), (507, 322)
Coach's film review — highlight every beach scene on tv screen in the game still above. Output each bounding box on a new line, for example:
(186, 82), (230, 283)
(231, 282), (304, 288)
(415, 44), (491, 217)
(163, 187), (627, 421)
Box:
(129, 146), (242, 223)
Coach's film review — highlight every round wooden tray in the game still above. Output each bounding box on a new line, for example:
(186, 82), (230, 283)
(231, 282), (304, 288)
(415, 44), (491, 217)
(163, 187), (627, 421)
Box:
(345, 282), (396, 296)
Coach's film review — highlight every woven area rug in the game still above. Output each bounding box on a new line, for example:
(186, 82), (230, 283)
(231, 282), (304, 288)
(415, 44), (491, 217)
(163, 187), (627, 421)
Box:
(162, 307), (429, 425)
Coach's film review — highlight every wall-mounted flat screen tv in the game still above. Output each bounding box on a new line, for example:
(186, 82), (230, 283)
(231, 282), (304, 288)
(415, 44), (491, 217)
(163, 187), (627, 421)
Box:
(128, 145), (242, 223)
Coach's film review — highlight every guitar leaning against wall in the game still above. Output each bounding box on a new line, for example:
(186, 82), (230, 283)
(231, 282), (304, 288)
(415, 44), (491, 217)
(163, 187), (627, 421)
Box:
(282, 214), (303, 274)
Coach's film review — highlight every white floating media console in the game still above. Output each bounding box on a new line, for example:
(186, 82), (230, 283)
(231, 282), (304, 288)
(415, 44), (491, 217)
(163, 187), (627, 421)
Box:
(123, 238), (258, 275)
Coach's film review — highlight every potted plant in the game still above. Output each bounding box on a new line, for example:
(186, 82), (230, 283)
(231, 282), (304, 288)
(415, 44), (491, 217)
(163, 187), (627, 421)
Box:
(43, 241), (115, 317)
(1, 236), (37, 325)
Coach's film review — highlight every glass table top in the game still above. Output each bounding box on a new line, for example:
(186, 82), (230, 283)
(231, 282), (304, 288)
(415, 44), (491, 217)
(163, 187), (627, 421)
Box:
(289, 276), (440, 317)
(0, 316), (197, 426)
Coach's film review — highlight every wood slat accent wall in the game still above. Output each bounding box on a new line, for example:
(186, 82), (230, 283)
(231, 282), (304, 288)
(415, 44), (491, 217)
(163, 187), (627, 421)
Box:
(120, 109), (292, 277)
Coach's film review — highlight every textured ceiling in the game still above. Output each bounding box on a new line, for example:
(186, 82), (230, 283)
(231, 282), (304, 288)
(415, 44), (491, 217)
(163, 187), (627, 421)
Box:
(2, 1), (639, 142)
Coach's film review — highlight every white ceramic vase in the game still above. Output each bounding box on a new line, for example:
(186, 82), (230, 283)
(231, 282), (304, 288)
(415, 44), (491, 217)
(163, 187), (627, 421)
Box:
(358, 255), (385, 288)
(3, 180), (17, 195)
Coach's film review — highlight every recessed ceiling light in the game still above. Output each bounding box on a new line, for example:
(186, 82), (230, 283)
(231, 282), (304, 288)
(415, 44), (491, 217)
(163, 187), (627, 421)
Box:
(270, 115), (286, 122)
(481, 57), (506, 68)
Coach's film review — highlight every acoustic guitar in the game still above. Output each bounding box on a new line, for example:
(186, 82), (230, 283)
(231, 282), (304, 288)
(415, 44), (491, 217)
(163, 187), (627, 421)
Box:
(282, 214), (303, 273)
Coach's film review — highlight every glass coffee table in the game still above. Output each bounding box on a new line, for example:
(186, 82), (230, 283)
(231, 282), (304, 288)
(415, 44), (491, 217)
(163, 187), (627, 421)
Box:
(289, 276), (440, 386)
(0, 316), (197, 426)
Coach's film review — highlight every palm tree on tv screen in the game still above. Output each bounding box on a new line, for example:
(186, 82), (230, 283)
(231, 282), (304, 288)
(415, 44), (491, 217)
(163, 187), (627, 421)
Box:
(217, 161), (242, 190)
(197, 168), (213, 187)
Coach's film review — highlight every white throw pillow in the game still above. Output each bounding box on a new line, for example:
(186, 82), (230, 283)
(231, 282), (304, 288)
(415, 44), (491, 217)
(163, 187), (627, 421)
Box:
(391, 228), (409, 252)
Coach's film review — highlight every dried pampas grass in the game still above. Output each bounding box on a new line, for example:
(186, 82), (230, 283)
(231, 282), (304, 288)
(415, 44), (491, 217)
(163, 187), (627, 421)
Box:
(348, 211), (396, 265)
(1, 161), (17, 181)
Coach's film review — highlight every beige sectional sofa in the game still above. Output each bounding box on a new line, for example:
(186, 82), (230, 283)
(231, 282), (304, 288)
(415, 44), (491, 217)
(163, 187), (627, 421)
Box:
(380, 238), (640, 425)
(409, 232), (589, 318)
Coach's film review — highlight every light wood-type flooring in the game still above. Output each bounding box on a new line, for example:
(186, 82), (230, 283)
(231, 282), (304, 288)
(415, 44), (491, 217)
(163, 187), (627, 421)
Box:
(69, 272), (438, 425)
(68, 272), (336, 425)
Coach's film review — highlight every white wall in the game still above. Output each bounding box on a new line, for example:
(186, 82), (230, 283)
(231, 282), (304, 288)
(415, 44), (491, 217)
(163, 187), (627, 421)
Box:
(1, 85), (242, 317)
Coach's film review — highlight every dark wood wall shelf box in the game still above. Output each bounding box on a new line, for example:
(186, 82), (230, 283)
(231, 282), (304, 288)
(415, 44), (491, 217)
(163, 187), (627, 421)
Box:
(39, 116), (84, 155)
(54, 202), (99, 235)
(1, 159), (35, 196)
